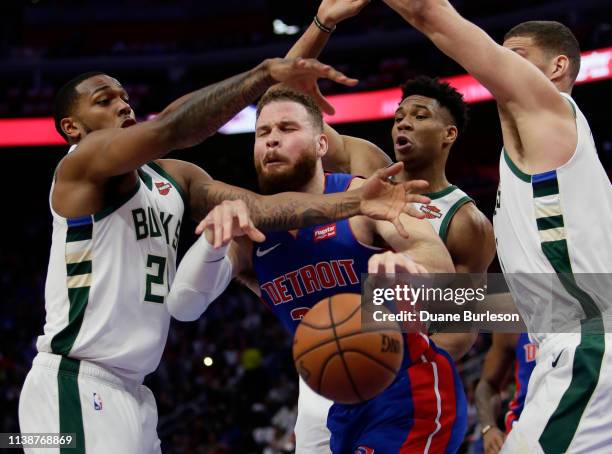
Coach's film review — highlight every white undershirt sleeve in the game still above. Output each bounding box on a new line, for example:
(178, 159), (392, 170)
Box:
(167, 234), (233, 321)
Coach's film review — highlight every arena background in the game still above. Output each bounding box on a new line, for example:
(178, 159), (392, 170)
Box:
(0, 1), (610, 452)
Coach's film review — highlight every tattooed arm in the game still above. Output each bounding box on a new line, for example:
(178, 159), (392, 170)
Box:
(159, 160), (429, 239)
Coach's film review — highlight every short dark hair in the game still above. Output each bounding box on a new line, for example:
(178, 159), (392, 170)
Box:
(401, 76), (469, 134)
(53, 71), (106, 142)
(256, 87), (323, 132)
(504, 21), (581, 83)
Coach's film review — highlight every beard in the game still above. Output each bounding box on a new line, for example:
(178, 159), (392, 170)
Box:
(256, 151), (318, 195)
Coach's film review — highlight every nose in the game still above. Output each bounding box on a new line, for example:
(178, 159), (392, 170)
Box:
(117, 99), (132, 117)
(266, 130), (280, 149)
(397, 117), (413, 131)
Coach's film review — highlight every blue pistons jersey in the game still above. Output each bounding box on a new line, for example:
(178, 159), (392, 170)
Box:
(252, 173), (380, 334)
(252, 173), (467, 453)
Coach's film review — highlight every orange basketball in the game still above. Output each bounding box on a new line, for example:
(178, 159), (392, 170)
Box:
(292, 293), (404, 404)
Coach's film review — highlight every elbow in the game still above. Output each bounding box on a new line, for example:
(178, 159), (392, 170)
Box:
(166, 285), (210, 322)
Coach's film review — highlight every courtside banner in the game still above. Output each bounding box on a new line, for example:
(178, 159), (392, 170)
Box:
(1, 46), (611, 147)
(361, 273), (612, 334)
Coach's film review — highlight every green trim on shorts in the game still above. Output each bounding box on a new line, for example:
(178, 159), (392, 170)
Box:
(58, 357), (85, 453)
(539, 319), (604, 453)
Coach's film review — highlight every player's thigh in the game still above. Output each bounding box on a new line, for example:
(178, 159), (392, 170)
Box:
(19, 366), (61, 436)
(137, 384), (161, 454)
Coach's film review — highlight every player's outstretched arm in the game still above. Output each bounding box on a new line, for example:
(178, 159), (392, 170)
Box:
(382, 0), (564, 109)
(282, 0), (391, 176)
(59, 58), (357, 182)
(381, 0), (575, 167)
(167, 200), (259, 321)
(286, 0), (371, 59)
(180, 161), (430, 237)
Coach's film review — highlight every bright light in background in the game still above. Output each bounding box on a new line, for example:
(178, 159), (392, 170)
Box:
(1, 46), (611, 147)
(273, 19), (300, 36)
(203, 357), (213, 367)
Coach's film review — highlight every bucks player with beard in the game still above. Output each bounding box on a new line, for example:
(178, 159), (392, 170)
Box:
(379, 0), (612, 451)
(18, 59), (430, 454)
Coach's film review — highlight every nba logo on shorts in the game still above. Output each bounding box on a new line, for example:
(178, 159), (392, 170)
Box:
(93, 393), (103, 410)
(355, 447), (374, 454)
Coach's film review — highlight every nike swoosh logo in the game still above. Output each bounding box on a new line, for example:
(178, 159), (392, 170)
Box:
(552, 349), (565, 368)
(256, 243), (281, 257)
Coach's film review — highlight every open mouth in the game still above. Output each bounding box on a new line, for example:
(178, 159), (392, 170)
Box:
(121, 118), (137, 128)
(395, 135), (413, 152)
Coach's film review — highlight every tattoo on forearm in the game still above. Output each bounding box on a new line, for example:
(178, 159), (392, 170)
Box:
(166, 66), (274, 148)
(192, 182), (361, 231)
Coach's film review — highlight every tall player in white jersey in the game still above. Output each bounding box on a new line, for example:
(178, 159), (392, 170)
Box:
(380, 0), (612, 452)
(18, 59), (430, 453)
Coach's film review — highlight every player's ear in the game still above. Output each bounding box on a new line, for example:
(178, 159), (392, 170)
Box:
(61, 116), (83, 142)
(550, 54), (570, 83)
(316, 132), (329, 158)
(443, 124), (458, 145)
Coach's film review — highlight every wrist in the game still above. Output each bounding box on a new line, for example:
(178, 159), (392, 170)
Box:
(256, 59), (279, 86)
(481, 424), (495, 436)
(200, 231), (229, 261)
(313, 14), (336, 33)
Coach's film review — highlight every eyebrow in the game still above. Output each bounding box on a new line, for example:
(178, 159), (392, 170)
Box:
(90, 85), (126, 97)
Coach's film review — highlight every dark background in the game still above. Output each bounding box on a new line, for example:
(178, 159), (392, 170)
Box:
(0, 0), (610, 452)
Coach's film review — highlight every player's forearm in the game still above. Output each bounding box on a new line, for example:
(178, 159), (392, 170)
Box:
(160, 61), (275, 150)
(190, 180), (363, 231)
(475, 379), (501, 428)
(252, 190), (364, 231)
(406, 241), (454, 274)
(167, 235), (233, 321)
(286, 22), (331, 59)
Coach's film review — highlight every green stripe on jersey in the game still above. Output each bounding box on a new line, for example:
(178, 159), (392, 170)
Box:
(51, 287), (91, 355)
(138, 168), (153, 190)
(439, 196), (472, 243)
(423, 185), (457, 200)
(536, 215), (564, 231)
(66, 261), (92, 276)
(534, 169), (604, 453)
(66, 224), (92, 243)
(503, 149), (531, 183)
(57, 357), (85, 453)
(94, 178), (141, 222)
(533, 178), (560, 198)
(147, 161), (187, 203)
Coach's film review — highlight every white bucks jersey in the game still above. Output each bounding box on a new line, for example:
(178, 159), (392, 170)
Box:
(493, 94), (612, 342)
(38, 158), (185, 382)
(415, 185), (473, 244)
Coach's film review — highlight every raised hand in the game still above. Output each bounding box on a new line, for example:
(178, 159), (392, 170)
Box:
(368, 250), (429, 274)
(266, 57), (358, 114)
(317, 0), (372, 28)
(195, 199), (266, 248)
(359, 162), (431, 237)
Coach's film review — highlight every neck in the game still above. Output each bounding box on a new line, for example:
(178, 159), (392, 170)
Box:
(298, 162), (326, 194)
(395, 161), (450, 194)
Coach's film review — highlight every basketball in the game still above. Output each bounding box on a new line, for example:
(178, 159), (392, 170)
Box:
(292, 293), (404, 404)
